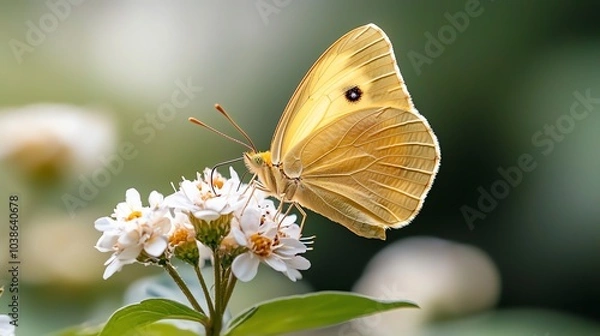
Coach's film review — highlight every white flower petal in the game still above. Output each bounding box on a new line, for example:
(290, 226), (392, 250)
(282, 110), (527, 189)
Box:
(148, 190), (164, 209)
(145, 236), (168, 257)
(94, 217), (115, 232)
(232, 252), (260, 282)
(119, 245), (143, 260)
(95, 233), (118, 252)
(232, 226), (248, 247)
(285, 268), (302, 282)
(280, 214), (297, 226)
(264, 255), (287, 272)
(263, 225), (278, 239)
(125, 188), (142, 209)
(193, 209), (220, 221)
(103, 256), (124, 279)
(114, 202), (132, 218)
(288, 255), (311, 270)
(180, 180), (201, 203)
(281, 224), (301, 239)
(118, 229), (140, 246)
(163, 191), (193, 209)
(239, 208), (261, 234)
(154, 216), (172, 233)
(259, 199), (276, 211)
(205, 196), (231, 213)
(228, 166), (240, 183)
(276, 238), (307, 255)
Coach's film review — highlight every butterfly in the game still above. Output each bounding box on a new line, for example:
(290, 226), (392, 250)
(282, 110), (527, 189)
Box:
(194, 23), (440, 239)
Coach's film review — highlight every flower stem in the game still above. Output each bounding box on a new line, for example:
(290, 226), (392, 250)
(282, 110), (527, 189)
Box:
(163, 261), (205, 316)
(194, 264), (215, 318)
(211, 252), (223, 336)
(222, 270), (237, 313)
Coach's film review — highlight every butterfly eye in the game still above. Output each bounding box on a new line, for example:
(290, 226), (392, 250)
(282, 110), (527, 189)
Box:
(344, 86), (363, 103)
(253, 156), (264, 166)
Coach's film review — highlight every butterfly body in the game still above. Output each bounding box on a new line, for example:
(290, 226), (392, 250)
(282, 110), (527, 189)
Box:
(244, 24), (440, 239)
(244, 151), (298, 201)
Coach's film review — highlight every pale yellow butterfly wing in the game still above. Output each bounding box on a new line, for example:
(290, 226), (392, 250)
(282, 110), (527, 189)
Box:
(283, 107), (439, 239)
(255, 23), (440, 239)
(270, 23), (415, 164)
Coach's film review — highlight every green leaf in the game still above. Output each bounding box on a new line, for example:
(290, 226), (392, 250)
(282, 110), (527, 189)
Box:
(53, 322), (198, 336)
(134, 323), (200, 336)
(224, 291), (418, 336)
(99, 298), (208, 336)
(225, 306), (258, 332)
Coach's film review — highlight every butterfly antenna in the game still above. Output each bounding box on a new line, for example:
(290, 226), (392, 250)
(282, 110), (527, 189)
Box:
(214, 104), (258, 152)
(208, 157), (244, 195)
(188, 117), (254, 152)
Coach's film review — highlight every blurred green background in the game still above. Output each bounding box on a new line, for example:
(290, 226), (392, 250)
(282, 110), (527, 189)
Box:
(1, 1), (599, 335)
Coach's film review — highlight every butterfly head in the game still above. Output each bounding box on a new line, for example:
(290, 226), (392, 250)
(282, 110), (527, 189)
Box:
(243, 151), (272, 172)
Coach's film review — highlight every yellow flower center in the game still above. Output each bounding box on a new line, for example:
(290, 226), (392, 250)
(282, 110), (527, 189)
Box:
(250, 233), (272, 257)
(170, 227), (194, 246)
(213, 178), (224, 189)
(126, 210), (142, 221)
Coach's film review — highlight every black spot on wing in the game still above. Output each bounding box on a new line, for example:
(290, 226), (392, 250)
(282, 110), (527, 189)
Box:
(344, 85), (363, 103)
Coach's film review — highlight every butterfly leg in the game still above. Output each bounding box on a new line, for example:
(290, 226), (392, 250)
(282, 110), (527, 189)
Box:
(240, 177), (266, 216)
(271, 199), (298, 223)
(293, 203), (307, 233)
(239, 173), (258, 195)
(274, 196), (286, 217)
(275, 201), (294, 226)
(239, 186), (256, 217)
(274, 202), (307, 235)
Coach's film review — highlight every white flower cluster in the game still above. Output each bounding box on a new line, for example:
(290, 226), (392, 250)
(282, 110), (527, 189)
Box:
(94, 167), (311, 282)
